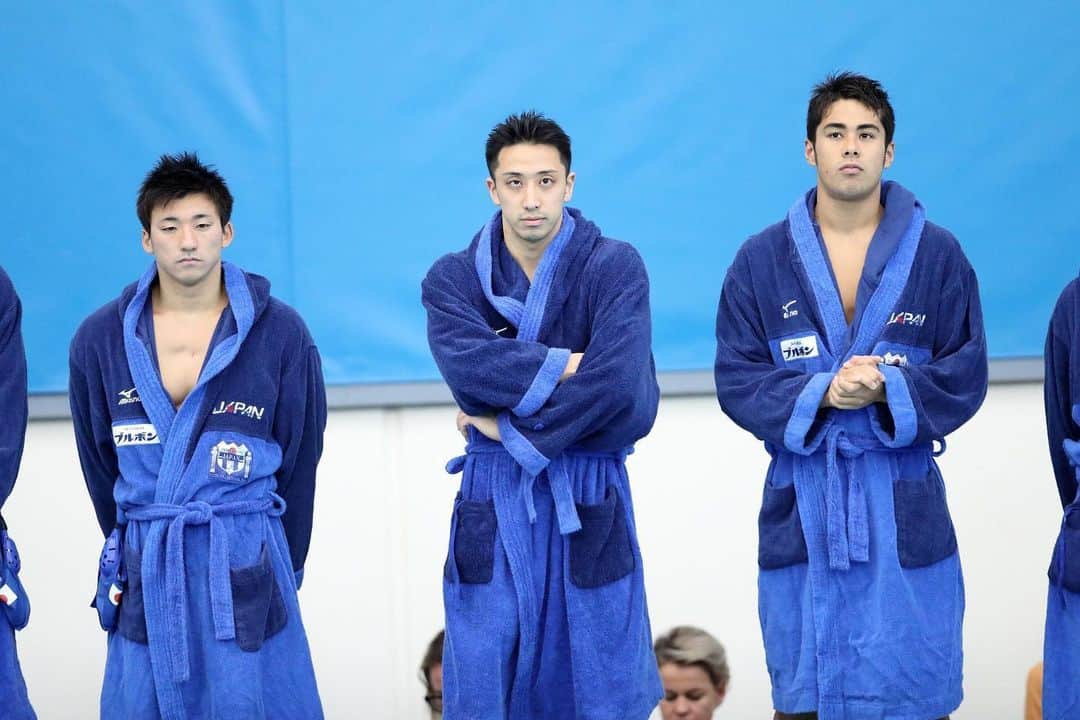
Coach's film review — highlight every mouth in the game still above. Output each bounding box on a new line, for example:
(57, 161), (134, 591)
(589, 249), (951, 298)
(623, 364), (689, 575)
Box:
(839, 164), (863, 175)
(521, 217), (546, 227)
(177, 257), (201, 265)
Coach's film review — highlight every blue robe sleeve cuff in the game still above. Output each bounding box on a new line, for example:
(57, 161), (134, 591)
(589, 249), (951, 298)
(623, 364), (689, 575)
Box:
(869, 363), (918, 448)
(784, 372), (833, 455)
(511, 347), (570, 417)
(497, 412), (550, 475)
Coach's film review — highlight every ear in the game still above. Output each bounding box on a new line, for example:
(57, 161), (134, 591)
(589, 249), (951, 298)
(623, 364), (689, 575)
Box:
(883, 141), (895, 170)
(141, 229), (153, 255)
(221, 221), (234, 248)
(804, 138), (817, 167)
(563, 171), (576, 203)
(485, 177), (501, 206)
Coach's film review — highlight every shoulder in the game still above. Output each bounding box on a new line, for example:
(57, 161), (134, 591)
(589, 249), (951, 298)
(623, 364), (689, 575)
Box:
(258, 296), (318, 359)
(586, 236), (646, 278)
(725, 219), (789, 285)
(70, 296), (126, 367)
(424, 250), (473, 286)
(918, 220), (976, 279)
(1051, 277), (1080, 334)
(0, 266), (14, 308)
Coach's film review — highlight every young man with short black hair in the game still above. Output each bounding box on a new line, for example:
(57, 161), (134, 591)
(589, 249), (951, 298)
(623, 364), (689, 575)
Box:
(423, 111), (662, 719)
(70, 152), (327, 719)
(714, 73), (987, 719)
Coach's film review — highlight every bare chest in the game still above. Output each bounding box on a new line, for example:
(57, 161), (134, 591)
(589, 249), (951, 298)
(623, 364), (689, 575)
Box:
(153, 312), (222, 408)
(822, 231), (872, 324)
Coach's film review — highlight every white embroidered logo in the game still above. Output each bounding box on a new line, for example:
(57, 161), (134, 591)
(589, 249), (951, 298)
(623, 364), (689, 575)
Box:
(782, 300), (799, 319)
(887, 311), (926, 327)
(882, 351), (909, 367)
(211, 400), (265, 421)
(209, 441), (253, 479)
(780, 335), (820, 362)
(494, 327), (509, 336)
(112, 423), (159, 446)
(117, 388), (141, 406)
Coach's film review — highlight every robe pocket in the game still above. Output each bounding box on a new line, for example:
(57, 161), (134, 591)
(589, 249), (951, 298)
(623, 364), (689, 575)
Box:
(758, 483), (809, 570)
(893, 470), (957, 568)
(1048, 507), (1080, 593)
(447, 497), (498, 585)
(230, 544), (288, 652)
(569, 485), (635, 589)
(117, 549), (149, 645)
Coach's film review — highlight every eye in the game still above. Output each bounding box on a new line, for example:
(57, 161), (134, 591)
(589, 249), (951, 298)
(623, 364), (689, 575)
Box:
(827, 131), (842, 140)
(663, 691), (678, 702)
(506, 179), (522, 188)
(539, 176), (554, 186)
(686, 691), (705, 701)
(860, 132), (876, 140)
(159, 226), (177, 233)
(196, 222), (213, 230)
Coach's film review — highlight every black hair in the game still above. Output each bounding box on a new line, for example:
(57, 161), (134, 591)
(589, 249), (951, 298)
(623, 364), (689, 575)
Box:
(485, 110), (571, 177)
(136, 152), (233, 231)
(807, 72), (895, 146)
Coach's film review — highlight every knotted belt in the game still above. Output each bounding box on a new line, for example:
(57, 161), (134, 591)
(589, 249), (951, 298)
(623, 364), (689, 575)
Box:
(119, 493), (285, 719)
(446, 437), (630, 536)
(822, 426), (880, 571)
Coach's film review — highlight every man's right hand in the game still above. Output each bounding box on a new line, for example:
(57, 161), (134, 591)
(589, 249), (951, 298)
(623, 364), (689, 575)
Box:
(822, 363), (885, 409)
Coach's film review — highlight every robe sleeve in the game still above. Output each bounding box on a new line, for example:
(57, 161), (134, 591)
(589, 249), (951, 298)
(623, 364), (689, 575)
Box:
(422, 257), (570, 417)
(272, 343), (327, 580)
(495, 245), (658, 474)
(1045, 282), (1077, 509)
(714, 252), (830, 454)
(69, 342), (121, 536)
(0, 276), (28, 511)
(870, 258), (988, 448)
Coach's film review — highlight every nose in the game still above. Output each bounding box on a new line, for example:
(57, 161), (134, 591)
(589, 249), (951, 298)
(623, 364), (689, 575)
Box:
(673, 697), (692, 716)
(180, 225), (198, 250)
(842, 136), (860, 158)
(523, 182), (540, 211)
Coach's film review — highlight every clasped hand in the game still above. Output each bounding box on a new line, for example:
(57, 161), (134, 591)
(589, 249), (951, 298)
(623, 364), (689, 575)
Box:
(823, 355), (887, 410)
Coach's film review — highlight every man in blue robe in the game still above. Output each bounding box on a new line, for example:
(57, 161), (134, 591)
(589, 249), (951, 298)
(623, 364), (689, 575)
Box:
(714, 73), (987, 719)
(1042, 276), (1080, 719)
(422, 111), (663, 719)
(69, 153), (326, 719)
(0, 267), (36, 719)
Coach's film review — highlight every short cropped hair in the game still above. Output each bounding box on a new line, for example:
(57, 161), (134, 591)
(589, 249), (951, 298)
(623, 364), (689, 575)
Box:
(807, 72), (895, 146)
(419, 629), (444, 691)
(654, 625), (730, 690)
(485, 111), (572, 178)
(136, 152), (233, 231)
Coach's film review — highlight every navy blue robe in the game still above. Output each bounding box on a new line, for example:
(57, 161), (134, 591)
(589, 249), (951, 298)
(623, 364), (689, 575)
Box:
(0, 267), (36, 719)
(714, 182), (987, 719)
(69, 262), (326, 719)
(422, 208), (662, 719)
(1042, 275), (1080, 719)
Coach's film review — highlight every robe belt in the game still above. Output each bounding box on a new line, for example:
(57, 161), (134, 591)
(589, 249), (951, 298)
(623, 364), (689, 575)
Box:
(823, 427), (881, 571)
(446, 440), (630, 536)
(121, 494), (286, 684)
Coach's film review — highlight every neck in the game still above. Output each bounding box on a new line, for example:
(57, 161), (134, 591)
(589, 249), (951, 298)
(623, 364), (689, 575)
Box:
(152, 264), (227, 314)
(814, 182), (884, 235)
(502, 212), (564, 282)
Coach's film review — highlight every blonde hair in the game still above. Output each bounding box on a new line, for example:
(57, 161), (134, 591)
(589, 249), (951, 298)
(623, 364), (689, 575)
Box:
(654, 626), (730, 690)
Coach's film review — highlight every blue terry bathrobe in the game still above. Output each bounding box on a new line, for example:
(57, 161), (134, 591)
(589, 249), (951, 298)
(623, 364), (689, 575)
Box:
(1042, 275), (1080, 720)
(714, 182), (987, 719)
(422, 208), (663, 719)
(69, 262), (326, 720)
(0, 267), (36, 720)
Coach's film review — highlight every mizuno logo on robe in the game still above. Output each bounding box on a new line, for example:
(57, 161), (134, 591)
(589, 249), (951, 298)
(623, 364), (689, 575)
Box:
(782, 300), (799, 319)
(211, 400), (265, 420)
(112, 422), (160, 446)
(209, 440), (253, 479)
(118, 387), (141, 405)
(887, 311), (926, 326)
(780, 335), (819, 361)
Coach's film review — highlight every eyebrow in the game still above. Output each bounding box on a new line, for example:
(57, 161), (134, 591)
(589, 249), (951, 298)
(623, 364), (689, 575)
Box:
(500, 170), (560, 178)
(158, 213), (213, 223)
(823, 122), (882, 132)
